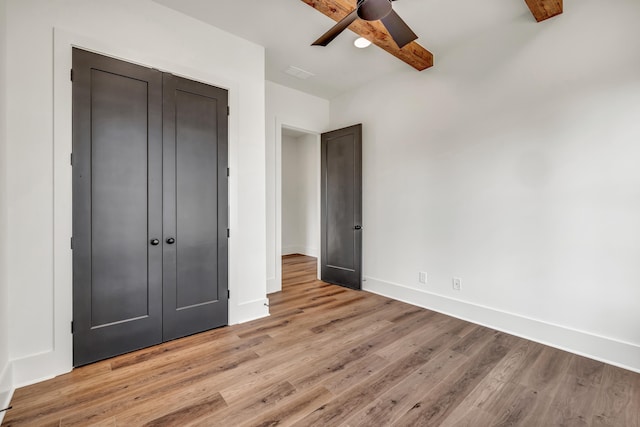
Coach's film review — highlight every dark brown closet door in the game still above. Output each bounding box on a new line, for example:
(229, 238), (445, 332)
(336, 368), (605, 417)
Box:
(72, 49), (229, 366)
(162, 74), (228, 341)
(72, 48), (163, 366)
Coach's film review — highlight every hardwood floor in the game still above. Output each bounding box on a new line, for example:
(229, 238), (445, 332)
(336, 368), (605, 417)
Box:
(3, 254), (640, 426)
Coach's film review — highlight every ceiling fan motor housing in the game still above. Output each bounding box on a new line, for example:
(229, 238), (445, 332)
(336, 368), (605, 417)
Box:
(357, 0), (393, 21)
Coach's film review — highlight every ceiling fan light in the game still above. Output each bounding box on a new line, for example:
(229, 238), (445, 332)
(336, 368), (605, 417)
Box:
(354, 37), (372, 49)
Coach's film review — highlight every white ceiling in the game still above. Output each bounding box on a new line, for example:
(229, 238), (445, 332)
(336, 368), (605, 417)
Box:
(153, 0), (537, 99)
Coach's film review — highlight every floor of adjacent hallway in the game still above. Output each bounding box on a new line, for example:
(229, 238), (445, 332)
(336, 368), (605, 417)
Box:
(2, 254), (640, 426)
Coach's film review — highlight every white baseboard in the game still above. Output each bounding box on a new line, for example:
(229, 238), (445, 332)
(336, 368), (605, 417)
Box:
(11, 350), (68, 388)
(0, 361), (13, 424)
(230, 298), (270, 325)
(365, 276), (640, 374)
(282, 246), (318, 257)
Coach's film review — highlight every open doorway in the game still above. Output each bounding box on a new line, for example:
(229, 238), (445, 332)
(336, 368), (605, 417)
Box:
(280, 126), (321, 283)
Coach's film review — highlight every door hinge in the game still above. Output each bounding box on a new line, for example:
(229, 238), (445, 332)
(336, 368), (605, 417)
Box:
(70, 69), (73, 82)
(70, 153), (73, 166)
(227, 289), (230, 299)
(227, 106), (230, 116)
(227, 228), (230, 238)
(71, 321), (74, 333)
(227, 167), (230, 177)
(70, 237), (73, 250)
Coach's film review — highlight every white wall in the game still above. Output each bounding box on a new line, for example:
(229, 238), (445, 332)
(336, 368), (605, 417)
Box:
(5, 0), (267, 388)
(265, 81), (329, 293)
(330, 0), (640, 372)
(0, 0), (12, 418)
(282, 134), (319, 257)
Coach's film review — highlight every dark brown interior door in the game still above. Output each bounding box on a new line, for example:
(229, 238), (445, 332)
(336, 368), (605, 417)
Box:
(162, 74), (228, 341)
(72, 49), (229, 366)
(72, 49), (164, 366)
(321, 124), (363, 289)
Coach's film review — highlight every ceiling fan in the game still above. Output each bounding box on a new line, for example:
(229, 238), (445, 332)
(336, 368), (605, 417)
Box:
(312, 0), (418, 49)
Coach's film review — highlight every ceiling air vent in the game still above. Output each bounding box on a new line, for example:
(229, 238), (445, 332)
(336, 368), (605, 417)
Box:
(284, 65), (315, 80)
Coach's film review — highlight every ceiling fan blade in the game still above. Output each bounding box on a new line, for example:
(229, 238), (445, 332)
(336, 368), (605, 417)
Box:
(312, 9), (359, 46)
(380, 9), (418, 48)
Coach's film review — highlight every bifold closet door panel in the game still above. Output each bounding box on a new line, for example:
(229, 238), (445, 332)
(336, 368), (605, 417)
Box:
(72, 48), (164, 366)
(162, 74), (229, 341)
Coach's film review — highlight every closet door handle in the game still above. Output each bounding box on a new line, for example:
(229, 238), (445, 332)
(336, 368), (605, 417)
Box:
(166, 238), (175, 244)
(150, 239), (160, 246)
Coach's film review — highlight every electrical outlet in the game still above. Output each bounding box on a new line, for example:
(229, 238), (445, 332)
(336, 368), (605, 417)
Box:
(453, 277), (462, 291)
(419, 271), (427, 284)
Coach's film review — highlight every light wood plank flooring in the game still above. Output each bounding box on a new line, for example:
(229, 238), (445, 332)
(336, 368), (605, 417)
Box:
(3, 254), (640, 426)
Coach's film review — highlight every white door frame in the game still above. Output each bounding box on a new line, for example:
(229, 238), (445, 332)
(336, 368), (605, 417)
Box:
(23, 27), (242, 386)
(272, 119), (322, 293)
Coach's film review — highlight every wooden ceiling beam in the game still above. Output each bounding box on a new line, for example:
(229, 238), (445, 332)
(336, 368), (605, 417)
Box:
(300, 0), (433, 71)
(524, 0), (563, 22)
